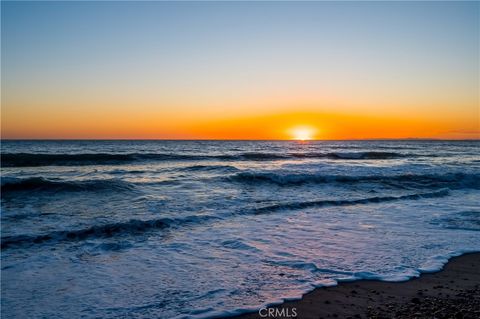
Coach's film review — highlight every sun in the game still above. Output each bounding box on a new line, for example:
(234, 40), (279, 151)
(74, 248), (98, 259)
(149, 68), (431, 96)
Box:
(290, 126), (316, 141)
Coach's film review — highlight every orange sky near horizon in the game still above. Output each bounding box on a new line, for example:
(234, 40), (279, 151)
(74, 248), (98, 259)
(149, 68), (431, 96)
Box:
(2, 108), (478, 140)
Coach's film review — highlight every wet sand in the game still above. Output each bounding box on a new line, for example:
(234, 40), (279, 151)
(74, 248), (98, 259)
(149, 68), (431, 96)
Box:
(227, 253), (480, 319)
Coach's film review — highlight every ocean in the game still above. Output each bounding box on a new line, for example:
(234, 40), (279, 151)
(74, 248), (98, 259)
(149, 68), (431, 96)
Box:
(1, 140), (479, 318)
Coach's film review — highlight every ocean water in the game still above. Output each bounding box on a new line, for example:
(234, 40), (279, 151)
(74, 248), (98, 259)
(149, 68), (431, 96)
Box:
(1, 140), (479, 318)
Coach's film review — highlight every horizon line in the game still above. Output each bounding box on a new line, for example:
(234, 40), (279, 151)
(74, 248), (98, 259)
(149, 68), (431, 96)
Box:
(2, 138), (479, 142)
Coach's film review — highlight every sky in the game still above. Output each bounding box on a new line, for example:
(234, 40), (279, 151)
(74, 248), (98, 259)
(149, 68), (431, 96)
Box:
(1, 1), (479, 140)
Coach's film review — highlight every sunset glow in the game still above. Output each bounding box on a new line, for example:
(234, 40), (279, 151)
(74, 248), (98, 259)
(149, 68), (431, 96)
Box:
(1, 2), (478, 140)
(290, 126), (316, 141)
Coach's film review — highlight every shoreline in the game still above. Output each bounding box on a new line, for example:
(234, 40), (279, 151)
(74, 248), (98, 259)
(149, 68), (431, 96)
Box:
(224, 252), (480, 319)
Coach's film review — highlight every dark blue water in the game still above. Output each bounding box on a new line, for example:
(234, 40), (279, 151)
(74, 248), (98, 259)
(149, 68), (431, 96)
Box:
(1, 140), (479, 318)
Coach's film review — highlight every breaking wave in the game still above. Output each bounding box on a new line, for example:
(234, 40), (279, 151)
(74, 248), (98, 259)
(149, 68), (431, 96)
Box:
(1, 215), (221, 250)
(2, 151), (420, 167)
(1, 177), (135, 194)
(253, 189), (451, 214)
(2, 189), (452, 250)
(228, 171), (480, 189)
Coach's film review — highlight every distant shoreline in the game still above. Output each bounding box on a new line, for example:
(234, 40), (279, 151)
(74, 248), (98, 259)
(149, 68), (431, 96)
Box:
(226, 252), (480, 319)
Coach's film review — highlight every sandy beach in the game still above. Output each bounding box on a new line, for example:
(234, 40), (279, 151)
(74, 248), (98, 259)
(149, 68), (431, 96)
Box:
(228, 253), (480, 319)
